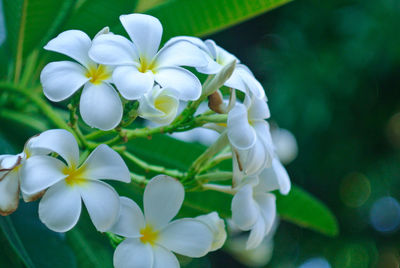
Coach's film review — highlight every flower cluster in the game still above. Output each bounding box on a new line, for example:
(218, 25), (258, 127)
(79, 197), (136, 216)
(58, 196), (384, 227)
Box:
(171, 36), (292, 249)
(41, 14), (206, 130)
(0, 130), (225, 267)
(2, 12), (293, 267)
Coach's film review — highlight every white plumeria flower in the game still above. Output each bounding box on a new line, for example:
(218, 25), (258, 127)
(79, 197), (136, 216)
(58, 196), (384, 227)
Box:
(109, 175), (214, 268)
(89, 13), (207, 101)
(231, 177), (276, 250)
(40, 28), (123, 130)
(169, 36), (265, 99)
(138, 85), (180, 125)
(0, 134), (55, 215)
(20, 129), (130, 232)
(195, 212), (227, 251)
(227, 96), (273, 186)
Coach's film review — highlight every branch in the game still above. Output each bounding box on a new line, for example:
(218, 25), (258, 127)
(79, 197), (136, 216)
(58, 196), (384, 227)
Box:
(122, 151), (185, 179)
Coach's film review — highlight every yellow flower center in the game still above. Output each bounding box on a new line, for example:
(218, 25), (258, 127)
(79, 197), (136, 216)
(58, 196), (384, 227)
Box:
(139, 225), (159, 246)
(85, 64), (110, 85)
(154, 95), (175, 115)
(138, 58), (156, 73)
(63, 165), (87, 187)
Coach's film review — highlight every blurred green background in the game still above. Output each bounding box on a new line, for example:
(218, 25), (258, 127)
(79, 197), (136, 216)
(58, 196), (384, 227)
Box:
(1, 0), (400, 267)
(209, 0), (400, 266)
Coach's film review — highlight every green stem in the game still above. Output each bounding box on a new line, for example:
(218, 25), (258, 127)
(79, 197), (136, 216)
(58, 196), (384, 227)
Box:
(199, 151), (232, 173)
(196, 171), (233, 183)
(68, 103), (91, 148)
(122, 151), (185, 179)
(130, 172), (148, 185)
(85, 129), (115, 140)
(185, 131), (229, 181)
(194, 114), (227, 124)
(202, 183), (236, 195)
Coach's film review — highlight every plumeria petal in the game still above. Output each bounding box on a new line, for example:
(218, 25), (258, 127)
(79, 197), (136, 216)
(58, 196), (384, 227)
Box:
(242, 138), (269, 175)
(254, 193), (276, 235)
(79, 82), (123, 130)
(227, 103), (256, 150)
(109, 197), (145, 238)
(0, 155), (21, 170)
(89, 34), (139, 65)
(247, 96), (270, 120)
(24, 136), (52, 157)
(113, 66), (154, 100)
(153, 245), (179, 268)
(22, 189), (45, 202)
(253, 122), (274, 161)
(158, 218), (213, 257)
(44, 30), (93, 68)
(81, 144), (130, 182)
(0, 171), (19, 216)
(120, 13), (162, 60)
(38, 180), (81, 232)
(246, 216), (266, 250)
(204, 40), (218, 59)
(224, 69), (246, 91)
(196, 55), (223, 74)
(41, 61), (89, 102)
(165, 36), (209, 52)
(231, 184), (259, 230)
(155, 40), (207, 68)
(154, 67), (201, 101)
(79, 180), (120, 232)
(20, 155), (67, 195)
(206, 39), (238, 65)
(114, 238), (153, 268)
(144, 175), (184, 230)
(29, 129), (80, 167)
(195, 212), (227, 251)
(258, 158), (291, 195)
(235, 64), (266, 99)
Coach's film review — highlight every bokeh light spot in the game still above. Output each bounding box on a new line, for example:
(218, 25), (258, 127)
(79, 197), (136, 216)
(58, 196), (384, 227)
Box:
(370, 196), (400, 233)
(340, 172), (371, 208)
(386, 112), (400, 148)
(298, 257), (331, 268)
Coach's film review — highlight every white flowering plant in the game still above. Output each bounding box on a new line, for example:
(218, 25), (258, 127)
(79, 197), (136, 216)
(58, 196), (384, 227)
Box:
(0, 1), (338, 267)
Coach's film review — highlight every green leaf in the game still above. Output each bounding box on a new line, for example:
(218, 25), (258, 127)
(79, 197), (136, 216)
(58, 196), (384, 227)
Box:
(2, 0), (76, 79)
(66, 211), (114, 268)
(0, 229), (24, 267)
(0, 202), (77, 268)
(183, 190), (232, 218)
(63, 0), (138, 37)
(0, 217), (35, 268)
(146, 0), (293, 40)
(135, 0), (168, 12)
(276, 186), (339, 236)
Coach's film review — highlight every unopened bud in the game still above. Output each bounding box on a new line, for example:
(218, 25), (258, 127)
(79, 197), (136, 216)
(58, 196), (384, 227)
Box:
(208, 90), (225, 114)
